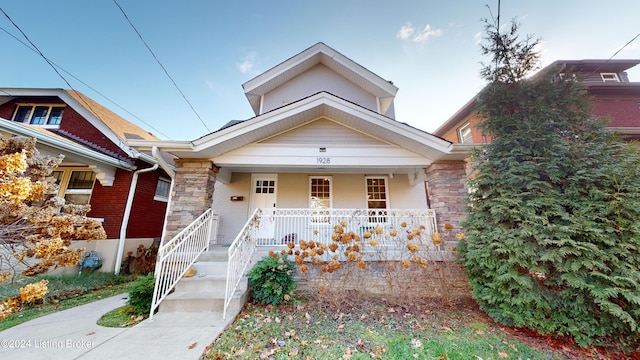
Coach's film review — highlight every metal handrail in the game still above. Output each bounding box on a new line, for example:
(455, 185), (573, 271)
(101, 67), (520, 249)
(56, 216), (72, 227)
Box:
(149, 209), (217, 319)
(223, 208), (261, 319)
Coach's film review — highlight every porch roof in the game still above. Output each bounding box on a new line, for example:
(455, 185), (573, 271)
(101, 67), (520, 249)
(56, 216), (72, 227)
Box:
(128, 92), (471, 163)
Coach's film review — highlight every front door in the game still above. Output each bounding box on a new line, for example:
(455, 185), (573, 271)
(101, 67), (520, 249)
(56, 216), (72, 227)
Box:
(250, 174), (277, 241)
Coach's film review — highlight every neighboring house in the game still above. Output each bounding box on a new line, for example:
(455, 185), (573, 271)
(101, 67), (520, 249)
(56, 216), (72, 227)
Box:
(0, 88), (174, 273)
(129, 42), (472, 248)
(434, 59), (640, 143)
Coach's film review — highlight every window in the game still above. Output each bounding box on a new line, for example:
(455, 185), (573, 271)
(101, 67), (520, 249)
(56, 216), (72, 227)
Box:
(601, 73), (620, 82)
(309, 177), (331, 223)
(154, 178), (171, 202)
(12, 104), (65, 126)
(366, 177), (389, 223)
(458, 123), (473, 143)
(63, 171), (96, 205)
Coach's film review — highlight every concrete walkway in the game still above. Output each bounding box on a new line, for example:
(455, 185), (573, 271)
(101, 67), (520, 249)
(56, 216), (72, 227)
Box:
(0, 293), (239, 360)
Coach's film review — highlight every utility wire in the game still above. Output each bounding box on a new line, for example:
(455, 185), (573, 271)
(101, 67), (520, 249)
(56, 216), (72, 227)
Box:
(0, 7), (118, 139)
(0, 25), (172, 140)
(113, 0), (211, 133)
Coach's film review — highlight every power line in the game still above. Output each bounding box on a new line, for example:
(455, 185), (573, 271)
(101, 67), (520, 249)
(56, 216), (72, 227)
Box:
(0, 6), (123, 142)
(113, 0), (211, 133)
(609, 32), (640, 60)
(0, 25), (173, 140)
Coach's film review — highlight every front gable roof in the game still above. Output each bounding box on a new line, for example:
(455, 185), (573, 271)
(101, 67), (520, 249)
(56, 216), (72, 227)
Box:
(242, 42), (399, 116)
(129, 91), (467, 162)
(0, 88), (157, 162)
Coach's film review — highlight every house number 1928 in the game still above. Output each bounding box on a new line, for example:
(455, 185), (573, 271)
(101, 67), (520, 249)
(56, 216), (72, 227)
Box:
(316, 157), (331, 164)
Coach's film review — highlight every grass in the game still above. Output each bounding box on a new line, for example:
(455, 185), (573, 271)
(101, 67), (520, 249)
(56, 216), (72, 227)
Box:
(0, 271), (135, 331)
(97, 305), (146, 328)
(204, 296), (569, 360)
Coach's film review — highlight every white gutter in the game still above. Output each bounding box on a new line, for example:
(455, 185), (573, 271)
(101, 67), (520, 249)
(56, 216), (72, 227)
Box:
(151, 146), (175, 246)
(0, 119), (136, 170)
(114, 162), (158, 275)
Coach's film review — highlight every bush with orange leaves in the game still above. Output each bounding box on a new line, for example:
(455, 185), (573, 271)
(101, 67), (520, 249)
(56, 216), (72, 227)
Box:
(0, 137), (107, 320)
(287, 218), (464, 303)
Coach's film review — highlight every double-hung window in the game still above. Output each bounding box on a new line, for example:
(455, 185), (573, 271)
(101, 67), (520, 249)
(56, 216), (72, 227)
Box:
(309, 176), (331, 223)
(13, 104), (65, 126)
(366, 176), (388, 222)
(63, 171), (96, 205)
(458, 123), (473, 143)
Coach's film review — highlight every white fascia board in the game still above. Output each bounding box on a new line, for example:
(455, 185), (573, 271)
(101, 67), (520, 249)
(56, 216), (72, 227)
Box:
(0, 119), (137, 171)
(242, 43), (398, 98)
(127, 139), (193, 152)
(193, 92), (453, 157)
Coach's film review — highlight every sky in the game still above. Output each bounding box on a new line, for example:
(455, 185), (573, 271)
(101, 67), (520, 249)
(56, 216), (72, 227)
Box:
(1, 1), (640, 141)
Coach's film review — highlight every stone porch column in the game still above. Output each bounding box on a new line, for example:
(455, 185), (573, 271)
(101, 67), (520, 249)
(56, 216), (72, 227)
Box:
(163, 159), (218, 241)
(424, 161), (469, 236)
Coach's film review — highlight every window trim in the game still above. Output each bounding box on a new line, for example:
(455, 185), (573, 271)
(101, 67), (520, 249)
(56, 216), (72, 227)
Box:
(365, 176), (389, 210)
(308, 176), (332, 209)
(600, 73), (620, 82)
(12, 104), (66, 128)
(457, 122), (473, 143)
(154, 177), (171, 202)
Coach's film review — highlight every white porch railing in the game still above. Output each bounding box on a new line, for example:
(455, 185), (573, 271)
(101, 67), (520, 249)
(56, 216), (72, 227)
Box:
(223, 208), (438, 318)
(149, 209), (218, 319)
(255, 208), (437, 249)
(224, 208), (262, 319)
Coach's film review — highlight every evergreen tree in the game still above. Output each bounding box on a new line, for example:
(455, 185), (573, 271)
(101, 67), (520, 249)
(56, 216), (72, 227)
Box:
(459, 19), (640, 349)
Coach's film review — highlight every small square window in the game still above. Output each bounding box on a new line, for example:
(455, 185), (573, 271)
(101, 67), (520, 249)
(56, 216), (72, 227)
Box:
(154, 178), (171, 202)
(601, 73), (620, 82)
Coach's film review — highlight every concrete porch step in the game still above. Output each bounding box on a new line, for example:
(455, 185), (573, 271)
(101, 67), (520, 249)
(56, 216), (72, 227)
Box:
(158, 246), (249, 315)
(159, 279), (248, 313)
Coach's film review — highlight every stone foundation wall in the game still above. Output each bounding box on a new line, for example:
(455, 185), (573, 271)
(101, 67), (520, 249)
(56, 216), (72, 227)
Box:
(294, 260), (471, 301)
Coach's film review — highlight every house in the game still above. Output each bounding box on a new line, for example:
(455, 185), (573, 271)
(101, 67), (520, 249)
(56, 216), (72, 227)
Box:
(127, 43), (476, 316)
(0, 88), (174, 273)
(129, 43), (473, 247)
(433, 59), (640, 143)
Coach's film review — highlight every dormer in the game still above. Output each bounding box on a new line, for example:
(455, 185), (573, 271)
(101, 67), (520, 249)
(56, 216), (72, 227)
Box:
(242, 42), (399, 119)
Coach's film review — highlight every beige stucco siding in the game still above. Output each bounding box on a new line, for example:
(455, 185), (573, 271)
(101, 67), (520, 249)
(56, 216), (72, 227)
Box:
(211, 172), (428, 244)
(211, 173), (251, 244)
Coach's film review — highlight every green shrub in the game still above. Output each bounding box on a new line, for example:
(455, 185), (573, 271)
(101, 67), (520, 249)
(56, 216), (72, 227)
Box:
(127, 274), (155, 314)
(460, 19), (640, 351)
(247, 253), (296, 305)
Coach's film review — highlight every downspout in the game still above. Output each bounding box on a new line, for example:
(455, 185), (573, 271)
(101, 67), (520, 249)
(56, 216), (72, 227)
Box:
(114, 162), (158, 275)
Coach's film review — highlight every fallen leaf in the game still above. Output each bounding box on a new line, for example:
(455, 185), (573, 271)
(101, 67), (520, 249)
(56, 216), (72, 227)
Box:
(509, 343), (518, 352)
(498, 351), (509, 358)
(188, 342), (197, 349)
(85, 332), (95, 336)
(290, 347), (299, 356)
(343, 347), (353, 359)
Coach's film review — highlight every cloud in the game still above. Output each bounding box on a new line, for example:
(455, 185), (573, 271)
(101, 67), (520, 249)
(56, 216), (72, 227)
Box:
(236, 53), (259, 75)
(396, 23), (416, 40)
(396, 22), (443, 44)
(474, 31), (482, 45)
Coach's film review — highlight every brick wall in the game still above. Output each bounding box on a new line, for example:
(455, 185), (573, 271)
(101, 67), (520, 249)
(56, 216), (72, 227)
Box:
(163, 159), (217, 240)
(87, 164), (168, 239)
(295, 260), (471, 301)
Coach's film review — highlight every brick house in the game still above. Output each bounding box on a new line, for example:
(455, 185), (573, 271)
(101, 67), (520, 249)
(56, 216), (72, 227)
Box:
(433, 59), (640, 143)
(0, 88), (174, 273)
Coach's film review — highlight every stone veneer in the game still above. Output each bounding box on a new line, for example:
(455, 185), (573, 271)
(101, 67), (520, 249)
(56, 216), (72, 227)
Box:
(424, 161), (469, 236)
(163, 159), (218, 241)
